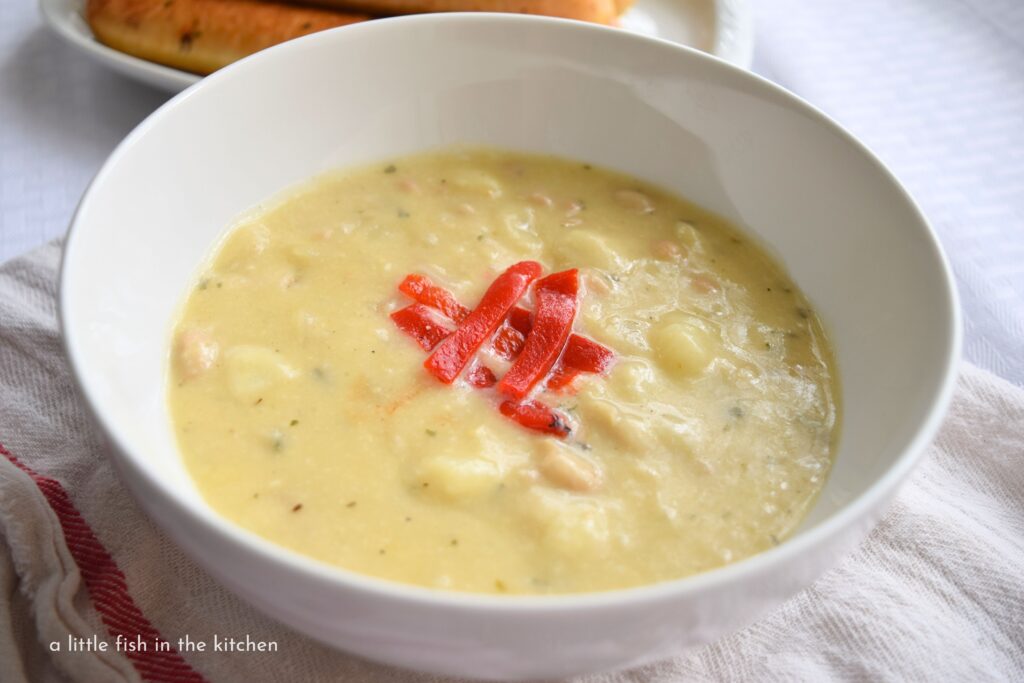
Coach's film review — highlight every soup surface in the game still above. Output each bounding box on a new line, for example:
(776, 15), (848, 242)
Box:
(169, 149), (839, 594)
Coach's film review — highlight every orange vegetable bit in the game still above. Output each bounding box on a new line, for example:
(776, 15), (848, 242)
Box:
(467, 365), (498, 388)
(490, 306), (534, 360)
(546, 365), (583, 392)
(398, 273), (471, 323)
(424, 261), (542, 384)
(497, 269), (579, 399)
(499, 399), (572, 438)
(390, 303), (453, 351)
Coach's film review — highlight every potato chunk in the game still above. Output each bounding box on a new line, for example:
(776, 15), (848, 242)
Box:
(607, 360), (656, 401)
(525, 488), (612, 556)
(224, 345), (297, 401)
(674, 220), (702, 249)
(557, 230), (625, 271)
(451, 169), (502, 198)
(217, 222), (270, 272)
(417, 456), (503, 501)
(649, 321), (714, 377)
(578, 396), (650, 452)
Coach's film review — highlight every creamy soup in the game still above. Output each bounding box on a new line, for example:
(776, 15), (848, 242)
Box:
(169, 149), (839, 594)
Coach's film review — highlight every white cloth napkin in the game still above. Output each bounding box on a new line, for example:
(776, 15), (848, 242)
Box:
(2, 242), (1022, 682)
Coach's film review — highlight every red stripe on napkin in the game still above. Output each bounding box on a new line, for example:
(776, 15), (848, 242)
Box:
(1, 442), (208, 683)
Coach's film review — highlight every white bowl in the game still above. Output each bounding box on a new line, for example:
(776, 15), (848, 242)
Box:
(60, 14), (961, 679)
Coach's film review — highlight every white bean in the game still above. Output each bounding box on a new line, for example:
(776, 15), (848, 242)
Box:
(537, 441), (603, 492)
(528, 192), (553, 208)
(175, 328), (218, 380)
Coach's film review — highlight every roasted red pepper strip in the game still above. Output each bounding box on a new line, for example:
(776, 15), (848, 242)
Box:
(507, 306), (533, 335)
(498, 269), (579, 399)
(546, 335), (615, 391)
(390, 304), (452, 351)
(500, 400), (572, 438)
(424, 261), (542, 383)
(563, 334), (615, 373)
(399, 274), (471, 323)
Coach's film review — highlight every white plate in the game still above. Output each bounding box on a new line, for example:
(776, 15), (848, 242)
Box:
(38, 0), (753, 93)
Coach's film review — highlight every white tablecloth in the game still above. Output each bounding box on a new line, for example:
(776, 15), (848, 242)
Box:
(1, 0), (1022, 383)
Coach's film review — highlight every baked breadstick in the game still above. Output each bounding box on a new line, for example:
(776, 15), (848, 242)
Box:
(303, 0), (619, 25)
(86, 0), (369, 75)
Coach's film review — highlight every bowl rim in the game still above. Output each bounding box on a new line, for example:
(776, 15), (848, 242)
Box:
(59, 12), (963, 612)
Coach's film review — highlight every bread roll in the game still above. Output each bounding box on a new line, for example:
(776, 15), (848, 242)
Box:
(303, 0), (619, 25)
(86, 0), (369, 75)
